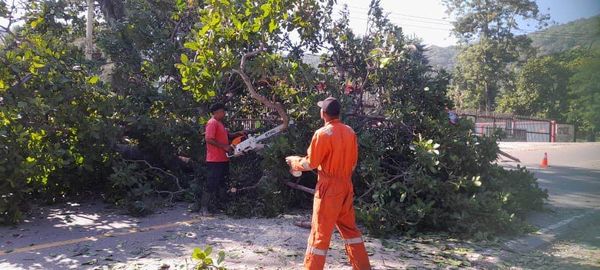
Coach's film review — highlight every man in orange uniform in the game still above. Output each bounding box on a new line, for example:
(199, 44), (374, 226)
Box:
(286, 97), (371, 270)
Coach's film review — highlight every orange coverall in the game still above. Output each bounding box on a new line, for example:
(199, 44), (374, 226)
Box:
(290, 119), (371, 270)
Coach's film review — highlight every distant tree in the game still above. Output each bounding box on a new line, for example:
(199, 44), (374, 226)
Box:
(497, 54), (570, 119)
(444, 0), (548, 111)
(567, 48), (600, 141)
(496, 18), (600, 141)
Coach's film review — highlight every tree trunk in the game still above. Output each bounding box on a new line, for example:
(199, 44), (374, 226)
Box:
(486, 84), (495, 112)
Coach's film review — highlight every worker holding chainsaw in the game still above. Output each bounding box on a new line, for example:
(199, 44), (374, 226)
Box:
(198, 102), (246, 215)
(286, 97), (371, 270)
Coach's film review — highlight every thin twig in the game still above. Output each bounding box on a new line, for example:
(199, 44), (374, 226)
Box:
(170, 10), (191, 42)
(229, 175), (267, 193)
(123, 159), (188, 203)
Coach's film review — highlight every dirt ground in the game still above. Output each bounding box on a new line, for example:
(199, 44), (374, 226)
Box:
(1, 201), (597, 270)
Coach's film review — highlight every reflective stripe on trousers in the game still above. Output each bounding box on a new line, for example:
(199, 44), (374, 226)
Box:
(344, 237), (363, 245)
(306, 245), (327, 256)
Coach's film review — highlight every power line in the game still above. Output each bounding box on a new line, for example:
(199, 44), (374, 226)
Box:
(341, 5), (597, 40)
(337, 10), (455, 30)
(341, 4), (454, 23)
(347, 15), (453, 32)
(383, 14), (454, 27)
(345, 15), (594, 40)
(518, 29), (594, 38)
(515, 29), (596, 40)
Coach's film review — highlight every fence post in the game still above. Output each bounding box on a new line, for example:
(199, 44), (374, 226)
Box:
(550, 120), (556, 143)
(512, 117), (516, 138)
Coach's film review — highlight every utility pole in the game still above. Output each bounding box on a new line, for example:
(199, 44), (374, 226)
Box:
(85, 0), (94, 60)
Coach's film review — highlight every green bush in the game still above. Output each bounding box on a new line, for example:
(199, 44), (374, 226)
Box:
(353, 116), (547, 237)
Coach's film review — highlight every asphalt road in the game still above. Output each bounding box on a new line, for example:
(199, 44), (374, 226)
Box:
(499, 142), (600, 253)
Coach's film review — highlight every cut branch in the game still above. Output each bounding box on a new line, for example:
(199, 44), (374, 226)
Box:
(228, 173), (315, 195)
(285, 181), (315, 195)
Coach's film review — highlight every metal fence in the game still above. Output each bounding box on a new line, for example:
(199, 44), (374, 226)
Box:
(457, 111), (574, 142)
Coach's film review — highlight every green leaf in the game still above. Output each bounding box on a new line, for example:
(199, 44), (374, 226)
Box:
(268, 20), (277, 33)
(30, 17), (44, 28)
(30, 131), (44, 141)
(252, 20), (261, 32)
(192, 247), (205, 260)
(232, 16), (243, 30)
(210, 14), (221, 27)
(200, 24), (211, 35)
(379, 57), (391, 68)
(260, 3), (272, 18)
(88, 76), (100, 85)
(204, 246), (213, 256)
(180, 54), (189, 64)
(217, 251), (225, 264)
(75, 156), (84, 165)
(184, 42), (200, 51)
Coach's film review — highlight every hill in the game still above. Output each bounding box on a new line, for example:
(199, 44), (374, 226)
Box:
(425, 15), (600, 70)
(530, 16), (600, 55)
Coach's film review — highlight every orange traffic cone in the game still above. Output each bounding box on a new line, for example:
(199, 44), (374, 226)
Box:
(540, 152), (549, 168)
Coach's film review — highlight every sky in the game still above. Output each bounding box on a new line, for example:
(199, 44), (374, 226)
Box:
(2, 0), (599, 47)
(335, 0), (600, 47)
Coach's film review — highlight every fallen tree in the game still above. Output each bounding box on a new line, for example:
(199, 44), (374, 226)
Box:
(1, 0), (548, 239)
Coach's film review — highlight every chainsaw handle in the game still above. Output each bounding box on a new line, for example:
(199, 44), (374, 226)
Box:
(226, 144), (238, 158)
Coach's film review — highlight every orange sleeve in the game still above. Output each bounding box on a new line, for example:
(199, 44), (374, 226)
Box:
(350, 130), (358, 171)
(291, 130), (330, 171)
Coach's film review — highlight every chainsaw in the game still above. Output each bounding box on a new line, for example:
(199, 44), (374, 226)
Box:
(227, 120), (294, 158)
